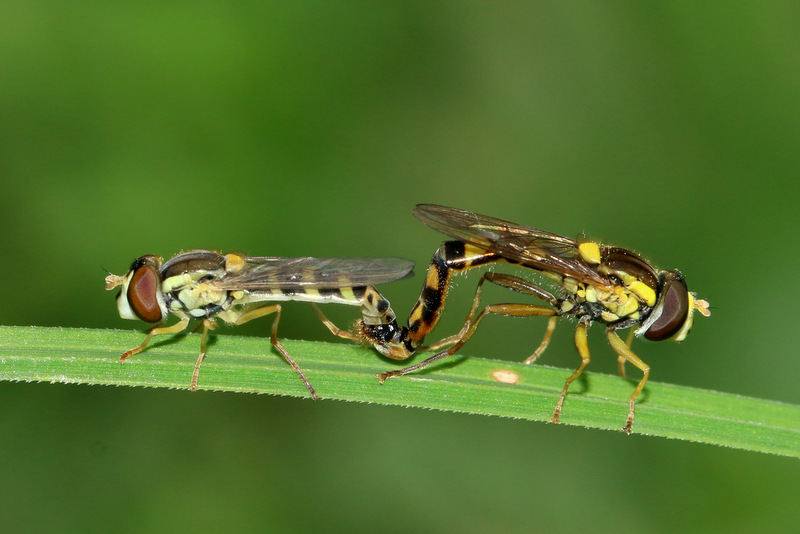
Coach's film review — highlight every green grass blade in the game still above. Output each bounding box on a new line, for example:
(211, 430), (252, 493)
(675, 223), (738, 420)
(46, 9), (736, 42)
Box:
(1, 325), (797, 457)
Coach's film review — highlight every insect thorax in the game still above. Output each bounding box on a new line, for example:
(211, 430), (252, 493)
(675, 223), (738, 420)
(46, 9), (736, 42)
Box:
(163, 271), (233, 319)
(558, 276), (652, 327)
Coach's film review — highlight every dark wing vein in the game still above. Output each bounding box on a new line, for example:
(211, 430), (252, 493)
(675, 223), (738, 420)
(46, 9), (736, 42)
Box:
(414, 204), (609, 286)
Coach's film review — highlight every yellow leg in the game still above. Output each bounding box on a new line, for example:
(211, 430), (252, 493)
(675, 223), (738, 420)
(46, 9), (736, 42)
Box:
(617, 328), (636, 378)
(119, 317), (191, 361)
(523, 316), (558, 365)
(310, 303), (360, 341)
(417, 270), (493, 353)
(378, 302), (558, 382)
(551, 319), (591, 425)
(606, 328), (650, 434)
(233, 304), (318, 400)
(421, 271), (559, 355)
(421, 331), (463, 353)
(190, 319), (216, 392)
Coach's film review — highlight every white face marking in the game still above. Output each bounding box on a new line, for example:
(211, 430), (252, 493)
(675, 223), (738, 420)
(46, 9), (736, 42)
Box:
(671, 295), (696, 342)
(115, 272), (137, 320)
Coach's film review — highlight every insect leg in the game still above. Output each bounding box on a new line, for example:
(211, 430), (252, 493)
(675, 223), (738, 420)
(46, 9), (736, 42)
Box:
(119, 316), (190, 361)
(606, 328), (650, 434)
(310, 303), (360, 341)
(406, 241), (502, 349)
(233, 304), (318, 399)
(423, 271), (558, 354)
(523, 316), (557, 365)
(617, 328), (636, 378)
(419, 269), (496, 353)
(479, 272), (560, 365)
(378, 301), (558, 382)
(190, 319), (216, 391)
(482, 272), (560, 304)
(551, 318), (592, 426)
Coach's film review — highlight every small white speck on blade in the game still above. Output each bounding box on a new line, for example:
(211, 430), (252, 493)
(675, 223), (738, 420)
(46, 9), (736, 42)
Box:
(491, 369), (520, 385)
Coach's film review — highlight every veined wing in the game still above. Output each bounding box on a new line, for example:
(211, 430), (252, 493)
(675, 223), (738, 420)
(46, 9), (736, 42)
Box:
(414, 204), (609, 287)
(214, 256), (415, 290)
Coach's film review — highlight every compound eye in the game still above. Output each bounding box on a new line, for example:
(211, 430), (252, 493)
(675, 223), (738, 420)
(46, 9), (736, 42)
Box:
(127, 264), (163, 323)
(645, 277), (690, 341)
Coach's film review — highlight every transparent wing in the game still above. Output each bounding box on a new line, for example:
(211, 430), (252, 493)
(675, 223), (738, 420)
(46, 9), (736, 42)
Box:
(414, 204), (610, 287)
(214, 256), (415, 290)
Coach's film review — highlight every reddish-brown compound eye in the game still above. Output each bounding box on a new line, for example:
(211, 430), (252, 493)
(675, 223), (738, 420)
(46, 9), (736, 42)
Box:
(644, 276), (690, 341)
(127, 264), (163, 323)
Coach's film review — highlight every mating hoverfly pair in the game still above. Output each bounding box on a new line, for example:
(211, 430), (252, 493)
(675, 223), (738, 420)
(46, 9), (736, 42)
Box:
(106, 205), (709, 433)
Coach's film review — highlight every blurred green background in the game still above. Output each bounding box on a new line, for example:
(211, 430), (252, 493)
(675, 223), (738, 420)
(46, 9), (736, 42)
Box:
(2, 2), (799, 532)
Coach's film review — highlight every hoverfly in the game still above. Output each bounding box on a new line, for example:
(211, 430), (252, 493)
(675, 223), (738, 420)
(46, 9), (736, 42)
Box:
(378, 205), (710, 433)
(105, 250), (414, 397)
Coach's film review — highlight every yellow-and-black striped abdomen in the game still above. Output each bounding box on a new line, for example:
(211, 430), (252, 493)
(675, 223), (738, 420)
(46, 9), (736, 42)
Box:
(406, 240), (502, 346)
